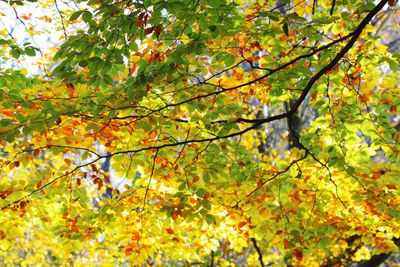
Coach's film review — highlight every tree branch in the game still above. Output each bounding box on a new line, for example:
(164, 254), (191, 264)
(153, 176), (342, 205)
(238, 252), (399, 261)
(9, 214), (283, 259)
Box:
(251, 238), (265, 267)
(355, 237), (400, 267)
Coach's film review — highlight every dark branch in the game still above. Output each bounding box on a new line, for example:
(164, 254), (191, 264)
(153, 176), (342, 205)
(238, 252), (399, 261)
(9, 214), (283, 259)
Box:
(355, 237), (400, 267)
(330, 0), (336, 15)
(208, 250), (214, 267)
(251, 238), (265, 267)
(289, 0), (388, 116)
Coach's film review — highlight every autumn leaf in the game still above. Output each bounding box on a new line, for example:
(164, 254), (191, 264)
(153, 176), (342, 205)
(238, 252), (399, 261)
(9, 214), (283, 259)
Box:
(0, 0), (397, 266)
(294, 248), (303, 262)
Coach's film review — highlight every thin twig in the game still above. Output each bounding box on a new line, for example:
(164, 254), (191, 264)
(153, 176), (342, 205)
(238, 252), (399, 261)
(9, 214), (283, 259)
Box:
(54, 0), (68, 41)
(142, 148), (159, 212)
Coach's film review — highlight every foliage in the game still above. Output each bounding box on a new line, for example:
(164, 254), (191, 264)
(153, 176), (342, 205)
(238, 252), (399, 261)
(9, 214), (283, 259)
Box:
(0, 0), (399, 266)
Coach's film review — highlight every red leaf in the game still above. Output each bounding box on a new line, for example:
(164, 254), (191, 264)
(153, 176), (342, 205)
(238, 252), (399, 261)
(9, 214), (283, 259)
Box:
(294, 248), (303, 262)
(166, 228), (174, 234)
(91, 164), (98, 172)
(66, 83), (74, 90)
(0, 189), (12, 199)
(388, 0), (396, 6)
(284, 239), (289, 249)
(387, 184), (397, 189)
(154, 25), (162, 37)
(144, 26), (154, 35)
(94, 178), (103, 190)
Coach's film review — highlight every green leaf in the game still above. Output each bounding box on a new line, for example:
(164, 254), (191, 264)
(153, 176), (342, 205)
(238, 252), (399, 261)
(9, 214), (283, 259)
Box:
(15, 113), (25, 122)
(202, 173), (211, 183)
(0, 119), (12, 127)
(208, 25), (217, 32)
(202, 200), (211, 210)
(69, 11), (82, 21)
(102, 74), (113, 85)
(11, 49), (21, 59)
(224, 54), (236, 67)
(196, 188), (206, 198)
(82, 11), (92, 23)
(205, 214), (216, 225)
(208, 0), (222, 7)
(24, 47), (36, 57)
(317, 238), (330, 249)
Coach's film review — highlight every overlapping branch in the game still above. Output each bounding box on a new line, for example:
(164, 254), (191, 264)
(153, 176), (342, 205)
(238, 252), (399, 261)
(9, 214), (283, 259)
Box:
(0, 0), (389, 216)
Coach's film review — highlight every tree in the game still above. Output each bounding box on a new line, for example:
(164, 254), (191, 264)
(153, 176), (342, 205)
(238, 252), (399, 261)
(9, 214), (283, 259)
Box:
(0, 0), (399, 266)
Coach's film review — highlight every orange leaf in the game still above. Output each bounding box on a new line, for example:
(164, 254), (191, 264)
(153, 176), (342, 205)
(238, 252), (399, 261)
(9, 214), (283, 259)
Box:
(372, 171), (381, 179)
(365, 201), (376, 214)
(131, 231), (141, 241)
(192, 176), (199, 183)
(64, 158), (72, 166)
(71, 225), (79, 233)
(2, 109), (14, 117)
(21, 14), (31, 20)
(390, 105), (397, 115)
(238, 221), (246, 228)
(66, 83), (77, 98)
(291, 191), (301, 204)
(148, 129), (158, 139)
(129, 64), (137, 74)
(166, 228), (174, 234)
(124, 243), (135, 256)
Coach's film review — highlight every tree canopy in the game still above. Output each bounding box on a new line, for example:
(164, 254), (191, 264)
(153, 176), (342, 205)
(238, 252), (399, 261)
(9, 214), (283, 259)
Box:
(0, 0), (399, 266)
